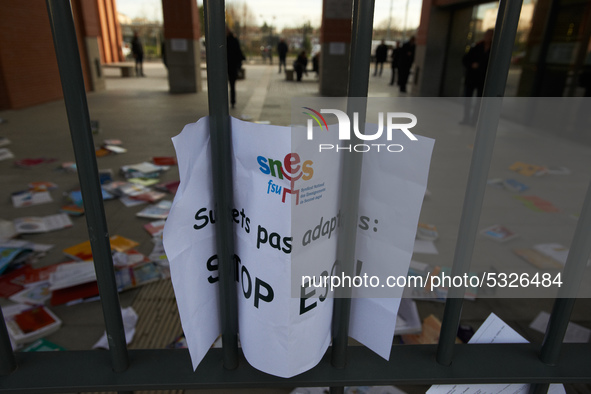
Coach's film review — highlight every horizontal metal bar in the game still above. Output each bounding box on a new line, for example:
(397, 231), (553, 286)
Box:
(2, 344), (590, 393)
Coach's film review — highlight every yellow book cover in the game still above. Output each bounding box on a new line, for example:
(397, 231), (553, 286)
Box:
(63, 235), (139, 260)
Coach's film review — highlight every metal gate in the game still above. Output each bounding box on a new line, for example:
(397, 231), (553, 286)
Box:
(1, 0), (591, 393)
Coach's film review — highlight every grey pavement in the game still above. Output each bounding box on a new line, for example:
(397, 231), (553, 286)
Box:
(0, 61), (590, 394)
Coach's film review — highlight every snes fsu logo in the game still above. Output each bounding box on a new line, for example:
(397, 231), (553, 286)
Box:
(302, 107), (417, 152)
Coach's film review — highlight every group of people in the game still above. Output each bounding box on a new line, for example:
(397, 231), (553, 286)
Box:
(131, 27), (495, 122)
(374, 30), (494, 126)
(373, 37), (416, 93)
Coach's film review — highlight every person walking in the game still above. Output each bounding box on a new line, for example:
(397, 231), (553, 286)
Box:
(396, 36), (415, 93)
(460, 29), (493, 125)
(389, 42), (399, 86)
(227, 28), (246, 109)
(277, 39), (288, 73)
(131, 31), (145, 77)
(374, 40), (388, 77)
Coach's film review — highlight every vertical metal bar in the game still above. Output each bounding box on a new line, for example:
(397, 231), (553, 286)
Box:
(540, 181), (591, 364)
(331, 0), (376, 373)
(0, 309), (16, 376)
(45, 0), (129, 372)
(530, 383), (550, 394)
(203, 0), (239, 370)
(436, 0), (523, 366)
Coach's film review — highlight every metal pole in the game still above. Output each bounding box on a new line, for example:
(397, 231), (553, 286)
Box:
(436, 0), (523, 366)
(45, 0), (129, 373)
(331, 0), (376, 375)
(0, 309), (16, 376)
(540, 181), (591, 364)
(203, 0), (239, 370)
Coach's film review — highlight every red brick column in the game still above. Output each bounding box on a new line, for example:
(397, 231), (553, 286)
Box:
(319, 0), (353, 96)
(161, 0), (202, 93)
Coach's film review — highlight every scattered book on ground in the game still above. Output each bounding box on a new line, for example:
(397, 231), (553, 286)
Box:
(128, 177), (160, 187)
(98, 169), (113, 184)
(95, 148), (110, 157)
(11, 190), (53, 208)
(48, 261), (97, 291)
(136, 200), (172, 219)
(27, 181), (57, 192)
(104, 145), (127, 154)
(15, 157), (57, 168)
(509, 161), (546, 176)
(514, 195), (560, 212)
(63, 235), (139, 261)
(0, 245), (34, 275)
(480, 224), (518, 242)
(513, 248), (563, 269)
(130, 190), (166, 203)
(13, 213), (73, 234)
(22, 338), (66, 352)
(59, 162), (77, 172)
(155, 180), (180, 194)
(416, 223), (438, 241)
(503, 179), (529, 192)
(119, 196), (147, 207)
(9, 282), (51, 305)
(545, 166), (570, 175)
(4, 305), (62, 346)
(0, 148), (15, 161)
(121, 162), (168, 179)
(60, 205), (85, 216)
(143, 220), (166, 236)
(152, 156), (177, 166)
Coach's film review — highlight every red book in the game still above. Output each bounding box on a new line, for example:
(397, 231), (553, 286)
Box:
(13, 307), (57, 334)
(50, 281), (100, 306)
(152, 156), (177, 166)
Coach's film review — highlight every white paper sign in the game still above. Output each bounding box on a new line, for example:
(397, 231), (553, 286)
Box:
(164, 117), (434, 377)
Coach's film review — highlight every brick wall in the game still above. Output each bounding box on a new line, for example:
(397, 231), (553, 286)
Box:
(162, 0), (201, 40)
(0, 1), (63, 109)
(0, 1), (104, 110)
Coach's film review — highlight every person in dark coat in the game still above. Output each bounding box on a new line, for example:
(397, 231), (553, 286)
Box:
(374, 40), (388, 76)
(226, 27), (246, 109)
(312, 51), (320, 78)
(277, 39), (288, 73)
(389, 42), (399, 86)
(293, 51), (308, 82)
(460, 29), (493, 125)
(131, 31), (144, 77)
(396, 36), (415, 93)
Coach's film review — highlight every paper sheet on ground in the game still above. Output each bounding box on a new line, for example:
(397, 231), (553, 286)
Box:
(427, 313), (565, 394)
(93, 307), (138, 349)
